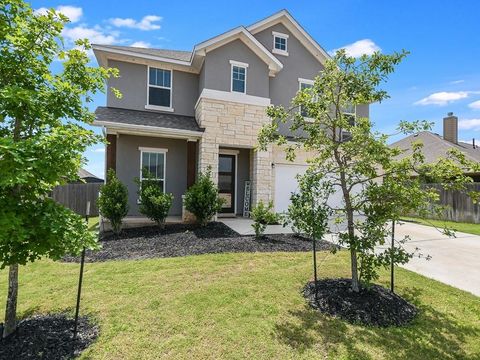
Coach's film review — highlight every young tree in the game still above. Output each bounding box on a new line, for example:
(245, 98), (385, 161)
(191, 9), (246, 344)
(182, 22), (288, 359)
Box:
(258, 50), (479, 293)
(98, 169), (129, 234)
(250, 200), (278, 239)
(0, 1), (118, 337)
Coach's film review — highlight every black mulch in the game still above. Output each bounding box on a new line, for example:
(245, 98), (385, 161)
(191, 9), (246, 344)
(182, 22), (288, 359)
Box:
(63, 222), (335, 263)
(0, 313), (98, 360)
(303, 278), (418, 327)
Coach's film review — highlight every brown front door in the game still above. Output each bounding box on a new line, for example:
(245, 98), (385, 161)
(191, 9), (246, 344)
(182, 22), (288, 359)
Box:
(218, 154), (235, 214)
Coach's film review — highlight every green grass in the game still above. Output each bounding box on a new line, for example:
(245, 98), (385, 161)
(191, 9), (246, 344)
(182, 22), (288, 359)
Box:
(1, 251), (479, 359)
(87, 216), (99, 232)
(401, 216), (480, 236)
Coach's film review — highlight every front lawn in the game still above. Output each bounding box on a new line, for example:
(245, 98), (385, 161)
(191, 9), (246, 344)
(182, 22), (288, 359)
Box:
(1, 251), (479, 359)
(401, 216), (480, 236)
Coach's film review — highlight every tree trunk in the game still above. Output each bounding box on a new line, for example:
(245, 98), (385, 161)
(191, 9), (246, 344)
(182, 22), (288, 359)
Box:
(3, 264), (19, 339)
(350, 248), (360, 292)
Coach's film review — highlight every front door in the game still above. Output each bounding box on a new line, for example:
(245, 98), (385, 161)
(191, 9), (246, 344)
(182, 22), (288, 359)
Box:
(218, 154), (236, 214)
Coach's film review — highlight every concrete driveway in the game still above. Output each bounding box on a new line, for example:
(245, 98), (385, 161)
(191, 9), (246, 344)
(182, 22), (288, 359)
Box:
(378, 221), (480, 297)
(220, 217), (480, 296)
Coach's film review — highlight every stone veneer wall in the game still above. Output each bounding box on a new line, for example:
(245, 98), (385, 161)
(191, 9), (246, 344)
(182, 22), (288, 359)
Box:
(195, 97), (273, 205)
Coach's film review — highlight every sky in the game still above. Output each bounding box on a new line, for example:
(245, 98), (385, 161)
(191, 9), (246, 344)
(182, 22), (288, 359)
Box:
(30, 0), (480, 178)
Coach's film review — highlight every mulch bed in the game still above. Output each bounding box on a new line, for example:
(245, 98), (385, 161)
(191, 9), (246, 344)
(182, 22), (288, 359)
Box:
(303, 278), (418, 327)
(0, 313), (98, 360)
(63, 222), (335, 263)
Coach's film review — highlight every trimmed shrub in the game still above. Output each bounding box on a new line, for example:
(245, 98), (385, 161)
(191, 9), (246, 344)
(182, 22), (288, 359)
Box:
(184, 167), (224, 227)
(250, 200), (278, 239)
(97, 169), (129, 234)
(136, 173), (173, 229)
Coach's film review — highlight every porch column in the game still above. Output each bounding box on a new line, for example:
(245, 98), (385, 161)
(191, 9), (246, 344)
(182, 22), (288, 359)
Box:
(250, 146), (273, 206)
(198, 138), (219, 184)
(106, 133), (117, 172)
(186, 140), (197, 188)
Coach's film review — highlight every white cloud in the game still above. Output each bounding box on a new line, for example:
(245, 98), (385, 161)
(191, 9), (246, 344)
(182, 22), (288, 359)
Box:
(468, 100), (480, 110)
(414, 91), (470, 106)
(450, 79), (465, 84)
(130, 41), (151, 48)
(329, 39), (381, 58)
(109, 15), (162, 31)
(35, 5), (83, 23)
(458, 119), (480, 131)
(91, 148), (105, 153)
(62, 25), (119, 45)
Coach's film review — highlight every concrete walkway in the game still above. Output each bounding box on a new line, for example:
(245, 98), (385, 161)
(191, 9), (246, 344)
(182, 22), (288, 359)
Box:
(219, 218), (295, 235)
(377, 221), (480, 297)
(220, 217), (480, 296)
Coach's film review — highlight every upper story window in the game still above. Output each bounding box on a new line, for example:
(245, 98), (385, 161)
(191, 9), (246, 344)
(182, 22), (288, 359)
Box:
(147, 67), (173, 111)
(230, 60), (248, 94)
(340, 104), (356, 141)
(341, 104), (356, 126)
(272, 31), (289, 56)
(298, 78), (314, 118)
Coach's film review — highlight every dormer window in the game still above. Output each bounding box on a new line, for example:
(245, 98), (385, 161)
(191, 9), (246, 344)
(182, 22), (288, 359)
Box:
(230, 60), (248, 94)
(147, 67), (173, 111)
(272, 31), (289, 56)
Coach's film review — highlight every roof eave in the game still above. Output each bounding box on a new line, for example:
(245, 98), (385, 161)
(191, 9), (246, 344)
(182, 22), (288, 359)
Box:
(92, 44), (194, 67)
(93, 120), (204, 140)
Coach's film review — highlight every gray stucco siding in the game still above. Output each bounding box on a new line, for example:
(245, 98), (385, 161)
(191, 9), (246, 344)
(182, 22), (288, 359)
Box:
(107, 59), (198, 117)
(201, 40), (270, 98)
(254, 23), (325, 136)
(115, 134), (189, 216)
(356, 104), (369, 119)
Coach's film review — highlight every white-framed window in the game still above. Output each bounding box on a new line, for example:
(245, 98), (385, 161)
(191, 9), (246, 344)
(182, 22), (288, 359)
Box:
(272, 31), (289, 56)
(230, 60), (248, 94)
(139, 147), (168, 192)
(340, 104), (356, 142)
(147, 67), (173, 111)
(298, 78), (315, 119)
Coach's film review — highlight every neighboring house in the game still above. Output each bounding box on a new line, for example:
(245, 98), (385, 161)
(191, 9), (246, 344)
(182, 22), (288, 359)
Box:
(92, 10), (369, 220)
(76, 168), (104, 184)
(390, 113), (480, 181)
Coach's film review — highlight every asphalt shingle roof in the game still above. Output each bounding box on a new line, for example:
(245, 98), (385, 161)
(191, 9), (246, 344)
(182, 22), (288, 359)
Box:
(94, 45), (192, 62)
(390, 131), (480, 164)
(77, 168), (100, 179)
(95, 107), (203, 132)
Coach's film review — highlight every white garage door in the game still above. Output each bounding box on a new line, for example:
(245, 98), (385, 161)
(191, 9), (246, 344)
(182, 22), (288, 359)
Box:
(274, 164), (308, 213)
(274, 164), (351, 215)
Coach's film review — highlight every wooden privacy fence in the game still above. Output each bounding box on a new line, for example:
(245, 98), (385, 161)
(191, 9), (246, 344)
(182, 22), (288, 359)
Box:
(52, 183), (103, 217)
(421, 183), (480, 224)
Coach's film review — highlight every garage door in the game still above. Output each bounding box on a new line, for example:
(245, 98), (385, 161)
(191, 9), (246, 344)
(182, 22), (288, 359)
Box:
(274, 164), (308, 213)
(274, 164), (350, 215)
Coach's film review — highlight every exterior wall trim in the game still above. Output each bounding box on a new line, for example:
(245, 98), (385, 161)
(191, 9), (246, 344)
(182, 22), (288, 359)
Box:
(195, 88), (271, 109)
(138, 147), (168, 193)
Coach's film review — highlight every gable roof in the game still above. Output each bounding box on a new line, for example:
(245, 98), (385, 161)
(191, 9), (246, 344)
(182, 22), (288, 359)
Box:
(390, 131), (480, 164)
(194, 26), (283, 76)
(92, 10), (327, 74)
(247, 9), (330, 64)
(78, 168), (101, 180)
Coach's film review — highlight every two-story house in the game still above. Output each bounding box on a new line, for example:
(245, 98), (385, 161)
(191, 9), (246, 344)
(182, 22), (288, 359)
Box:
(93, 10), (369, 222)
